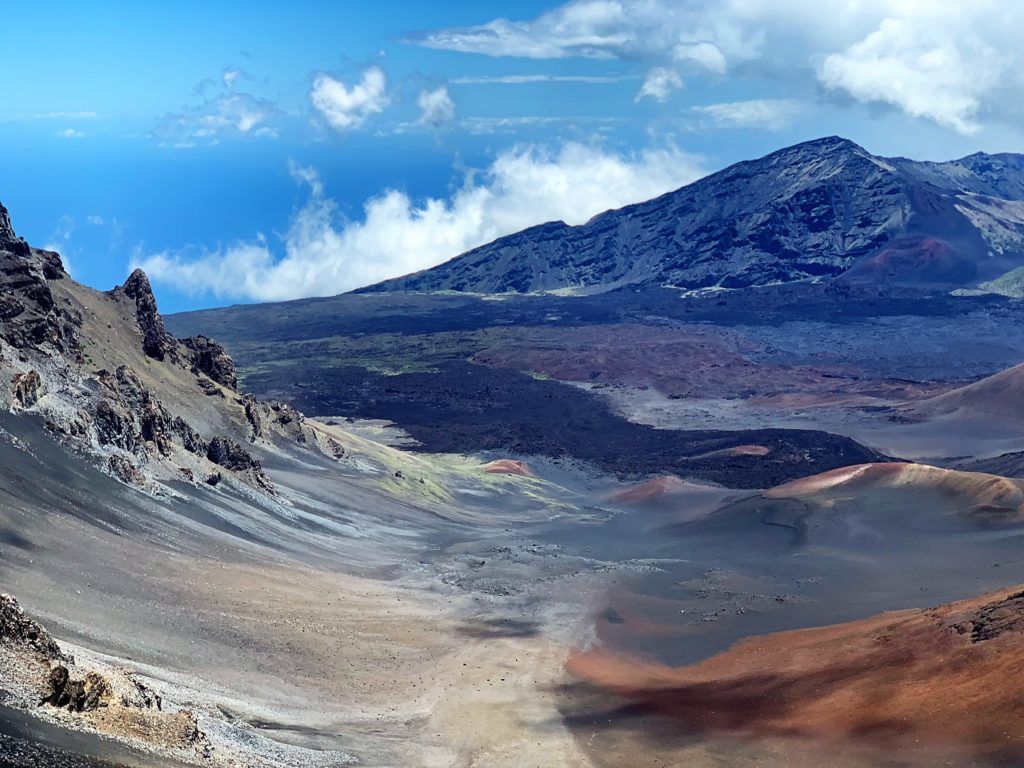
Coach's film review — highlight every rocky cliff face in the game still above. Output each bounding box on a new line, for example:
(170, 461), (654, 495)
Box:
(0, 203), (81, 356)
(0, 203), (337, 497)
(360, 137), (1024, 295)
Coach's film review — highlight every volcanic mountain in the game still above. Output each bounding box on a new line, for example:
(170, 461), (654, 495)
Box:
(360, 136), (1024, 295)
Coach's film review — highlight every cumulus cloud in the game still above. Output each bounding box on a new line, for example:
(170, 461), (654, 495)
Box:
(310, 66), (390, 131)
(153, 93), (280, 147)
(636, 67), (683, 102)
(819, 17), (1005, 135)
(412, 0), (1023, 133)
(135, 143), (705, 301)
(417, 86), (456, 127)
(689, 98), (801, 130)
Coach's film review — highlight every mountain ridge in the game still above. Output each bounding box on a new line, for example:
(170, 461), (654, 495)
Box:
(357, 136), (1024, 296)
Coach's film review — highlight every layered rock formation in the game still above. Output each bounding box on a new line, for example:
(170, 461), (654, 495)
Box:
(0, 203), (80, 356)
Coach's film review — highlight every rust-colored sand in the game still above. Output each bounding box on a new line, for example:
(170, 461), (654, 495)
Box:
(567, 586), (1024, 760)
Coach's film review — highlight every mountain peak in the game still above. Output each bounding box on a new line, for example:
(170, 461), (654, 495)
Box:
(775, 136), (867, 158)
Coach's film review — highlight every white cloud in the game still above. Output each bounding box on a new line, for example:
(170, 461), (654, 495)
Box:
(636, 67), (682, 102)
(819, 17), (1006, 135)
(673, 42), (727, 74)
(412, 0), (1024, 133)
(417, 86), (456, 127)
(310, 66), (390, 131)
(690, 98), (801, 130)
(87, 215), (105, 225)
(56, 128), (85, 139)
(409, 1), (761, 65)
(154, 93), (280, 146)
(136, 143), (705, 301)
(222, 67), (244, 87)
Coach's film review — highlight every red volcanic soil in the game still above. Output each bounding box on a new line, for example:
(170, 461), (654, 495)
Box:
(844, 235), (975, 286)
(481, 459), (533, 477)
(567, 586), (1024, 761)
(609, 475), (688, 504)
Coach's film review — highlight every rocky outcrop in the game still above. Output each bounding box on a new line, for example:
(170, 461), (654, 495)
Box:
(93, 366), (208, 460)
(0, 203), (80, 356)
(118, 269), (177, 362)
(206, 436), (273, 492)
(107, 454), (147, 486)
(952, 590), (1024, 643)
(11, 370), (44, 409)
(0, 593), (65, 661)
(181, 335), (237, 390)
(243, 394), (263, 441)
(206, 435), (258, 470)
(40, 666), (110, 713)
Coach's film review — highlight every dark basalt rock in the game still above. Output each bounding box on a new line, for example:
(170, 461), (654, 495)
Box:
(93, 399), (139, 453)
(206, 436), (274, 491)
(118, 269), (177, 362)
(0, 203), (79, 356)
(206, 436), (259, 470)
(181, 335), (237, 390)
(93, 366), (208, 458)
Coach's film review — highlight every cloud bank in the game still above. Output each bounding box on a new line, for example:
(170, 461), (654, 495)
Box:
(411, 0), (1023, 134)
(136, 142), (705, 301)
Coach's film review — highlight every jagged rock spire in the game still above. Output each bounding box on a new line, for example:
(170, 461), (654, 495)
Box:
(0, 202), (31, 257)
(119, 268), (178, 362)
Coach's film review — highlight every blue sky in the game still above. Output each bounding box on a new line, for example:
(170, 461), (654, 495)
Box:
(3, 1), (1023, 312)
